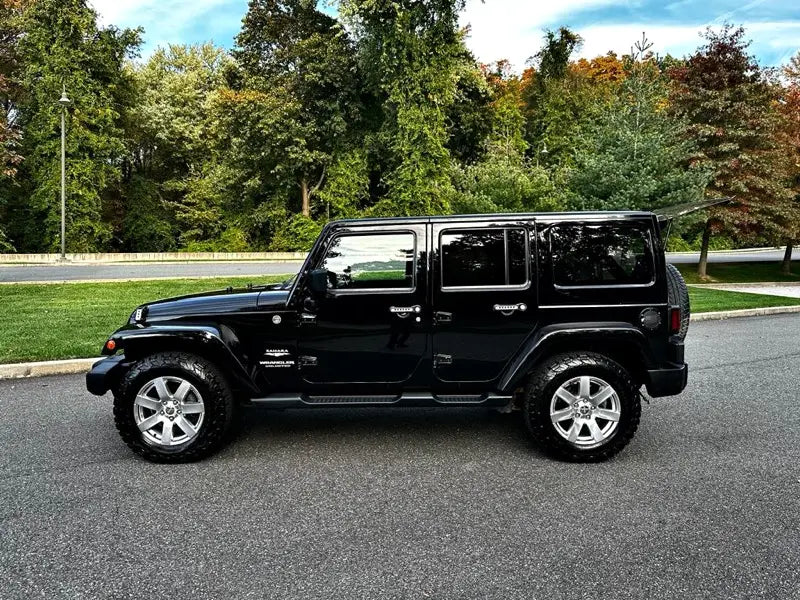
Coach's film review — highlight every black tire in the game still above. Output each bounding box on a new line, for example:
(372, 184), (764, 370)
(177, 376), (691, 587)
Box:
(523, 353), (641, 462)
(666, 263), (690, 340)
(113, 352), (235, 463)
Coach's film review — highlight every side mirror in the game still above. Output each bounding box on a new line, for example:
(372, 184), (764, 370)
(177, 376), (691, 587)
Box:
(307, 268), (329, 294)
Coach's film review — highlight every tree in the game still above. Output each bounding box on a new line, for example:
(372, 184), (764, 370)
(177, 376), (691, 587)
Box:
(566, 35), (710, 212)
(234, 0), (362, 218)
(450, 61), (560, 214)
(121, 44), (231, 250)
(0, 0), (29, 251)
(521, 28), (605, 168)
(11, 0), (140, 252)
(669, 26), (794, 278)
(341, 0), (465, 216)
(776, 51), (800, 274)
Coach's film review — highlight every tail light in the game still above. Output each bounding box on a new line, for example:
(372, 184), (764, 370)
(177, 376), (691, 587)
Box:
(669, 307), (681, 335)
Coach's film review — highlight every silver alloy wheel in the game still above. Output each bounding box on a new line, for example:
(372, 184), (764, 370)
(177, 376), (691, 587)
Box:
(549, 375), (621, 449)
(134, 376), (205, 448)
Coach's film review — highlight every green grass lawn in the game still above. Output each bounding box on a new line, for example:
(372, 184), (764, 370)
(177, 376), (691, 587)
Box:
(688, 286), (800, 313)
(676, 261), (799, 284)
(1, 276), (798, 364)
(0, 276), (283, 364)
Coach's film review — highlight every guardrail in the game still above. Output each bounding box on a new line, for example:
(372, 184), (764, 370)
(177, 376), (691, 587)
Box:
(0, 252), (307, 264)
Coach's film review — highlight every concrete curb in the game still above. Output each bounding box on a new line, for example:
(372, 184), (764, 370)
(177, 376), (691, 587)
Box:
(2, 306), (799, 381)
(0, 358), (98, 380)
(691, 281), (800, 288)
(690, 305), (800, 321)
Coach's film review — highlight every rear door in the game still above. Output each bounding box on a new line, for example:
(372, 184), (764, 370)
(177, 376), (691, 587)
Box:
(297, 224), (428, 386)
(431, 220), (537, 384)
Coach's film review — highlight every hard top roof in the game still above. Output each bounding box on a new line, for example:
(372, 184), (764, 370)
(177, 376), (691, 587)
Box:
(328, 211), (655, 228)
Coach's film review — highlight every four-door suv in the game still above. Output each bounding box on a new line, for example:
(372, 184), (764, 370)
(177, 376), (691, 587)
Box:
(87, 211), (690, 463)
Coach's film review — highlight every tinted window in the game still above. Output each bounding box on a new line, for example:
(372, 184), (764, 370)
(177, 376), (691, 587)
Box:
(550, 224), (654, 287)
(321, 232), (415, 290)
(441, 228), (528, 288)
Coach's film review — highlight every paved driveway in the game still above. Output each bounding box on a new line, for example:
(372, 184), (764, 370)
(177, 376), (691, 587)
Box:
(0, 314), (798, 598)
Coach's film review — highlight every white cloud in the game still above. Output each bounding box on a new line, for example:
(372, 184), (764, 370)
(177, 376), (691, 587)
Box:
(461, 0), (800, 71)
(460, 0), (621, 69)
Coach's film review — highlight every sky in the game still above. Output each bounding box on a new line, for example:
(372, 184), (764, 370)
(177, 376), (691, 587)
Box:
(89, 0), (800, 70)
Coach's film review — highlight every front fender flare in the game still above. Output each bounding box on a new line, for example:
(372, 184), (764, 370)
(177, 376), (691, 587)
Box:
(105, 324), (258, 394)
(497, 322), (654, 393)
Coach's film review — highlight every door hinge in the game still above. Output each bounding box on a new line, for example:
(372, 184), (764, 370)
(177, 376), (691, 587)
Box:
(434, 354), (452, 367)
(299, 355), (318, 367)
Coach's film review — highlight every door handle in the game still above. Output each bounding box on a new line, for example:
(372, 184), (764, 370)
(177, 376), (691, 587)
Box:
(300, 313), (317, 325)
(389, 305), (421, 318)
(493, 303), (527, 316)
(434, 311), (453, 324)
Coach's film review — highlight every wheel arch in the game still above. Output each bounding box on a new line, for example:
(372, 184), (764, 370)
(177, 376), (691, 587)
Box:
(109, 325), (259, 396)
(498, 323), (654, 393)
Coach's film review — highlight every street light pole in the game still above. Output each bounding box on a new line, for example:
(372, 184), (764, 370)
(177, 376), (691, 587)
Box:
(58, 85), (70, 261)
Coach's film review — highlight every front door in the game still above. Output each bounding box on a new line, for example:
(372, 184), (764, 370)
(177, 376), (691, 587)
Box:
(297, 225), (427, 387)
(432, 221), (537, 384)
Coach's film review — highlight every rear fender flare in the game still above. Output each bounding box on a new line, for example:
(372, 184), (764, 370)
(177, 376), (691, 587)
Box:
(497, 322), (654, 393)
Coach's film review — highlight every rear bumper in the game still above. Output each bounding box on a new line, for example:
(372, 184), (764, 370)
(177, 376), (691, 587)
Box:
(86, 355), (128, 396)
(645, 362), (688, 397)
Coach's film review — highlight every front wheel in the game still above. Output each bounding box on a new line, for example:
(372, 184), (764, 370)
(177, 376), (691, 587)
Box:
(524, 353), (641, 462)
(113, 352), (235, 463)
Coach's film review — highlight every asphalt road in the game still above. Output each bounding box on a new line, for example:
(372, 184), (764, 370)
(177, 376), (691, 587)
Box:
(0, 260), (303, 282)
(0, 249), (795, 282)
(1, 315), (798, 599)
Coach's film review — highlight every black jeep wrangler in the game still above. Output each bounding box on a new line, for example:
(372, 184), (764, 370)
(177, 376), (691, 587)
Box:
(87, 212), (690, 463)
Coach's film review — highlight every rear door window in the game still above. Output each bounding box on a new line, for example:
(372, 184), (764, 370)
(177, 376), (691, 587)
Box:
(550, 224), (654, 287)
(440, 228), (528, 289)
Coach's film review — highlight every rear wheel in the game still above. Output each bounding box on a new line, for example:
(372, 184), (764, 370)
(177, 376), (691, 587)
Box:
(113, 352), (235, 463)
(524, 353), (640, 462)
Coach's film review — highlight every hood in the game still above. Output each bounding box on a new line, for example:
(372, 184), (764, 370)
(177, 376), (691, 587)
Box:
(143, 288), (288, 321)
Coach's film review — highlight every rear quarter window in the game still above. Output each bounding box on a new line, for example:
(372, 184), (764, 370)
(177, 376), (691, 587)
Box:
(550, 223), (655, 288)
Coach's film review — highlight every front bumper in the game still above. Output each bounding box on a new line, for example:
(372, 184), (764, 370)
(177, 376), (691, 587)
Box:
(645, 362), (688, 397)
(86, 355), (128, 396)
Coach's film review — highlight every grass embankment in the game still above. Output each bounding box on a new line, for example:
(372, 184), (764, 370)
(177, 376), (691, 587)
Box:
(1, 273), (798, 364)
(675, 261), (799, 284)
(688, 287), (800, 313)
(0, 276), (284, 364)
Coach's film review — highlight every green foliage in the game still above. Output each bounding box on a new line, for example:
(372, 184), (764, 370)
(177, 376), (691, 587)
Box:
(566, 36), (710, 211)
(316, 149), (370, 219)
(120, 43), (230, 251)
(269, 213), (322, 251)
(11, 0), (140, 252)
(341, 0), (465, 216)
(2, 6), (799, 259)
(234, 0), (362, 216)
(521, 28), (603, 168)
(118, 175), (174, 251)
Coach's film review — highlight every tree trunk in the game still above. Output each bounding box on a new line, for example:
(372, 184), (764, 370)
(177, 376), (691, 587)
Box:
(782, 242), (793, 275)
(698, 220), (712, 279)
(301, 179), (310, 218)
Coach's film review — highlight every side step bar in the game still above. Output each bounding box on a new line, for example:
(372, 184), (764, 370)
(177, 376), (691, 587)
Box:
(250, 392), (513, 409)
